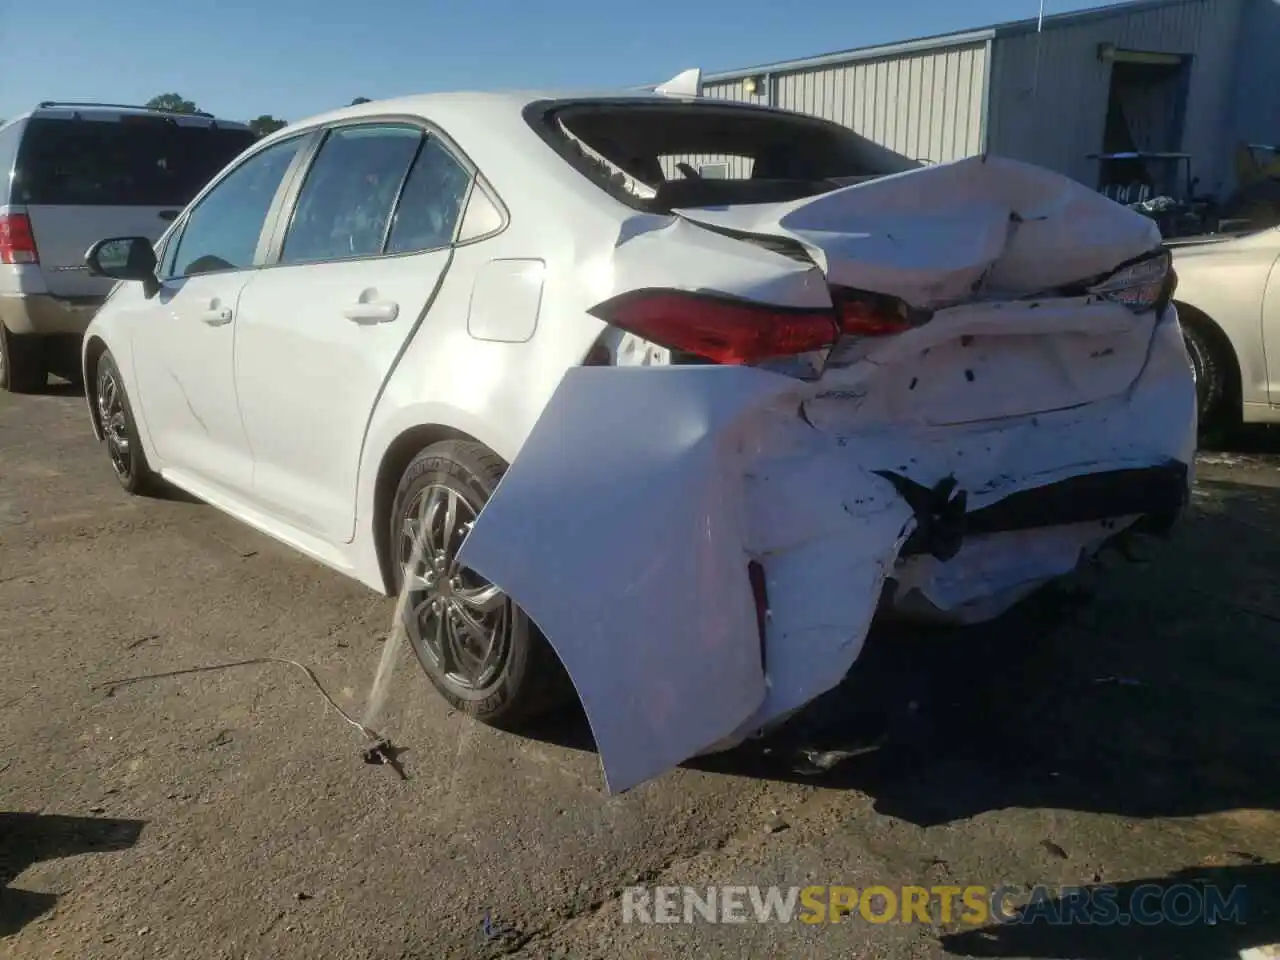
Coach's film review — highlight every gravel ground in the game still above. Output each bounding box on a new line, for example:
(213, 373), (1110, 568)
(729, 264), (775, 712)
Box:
(2, 384), (1279, 960)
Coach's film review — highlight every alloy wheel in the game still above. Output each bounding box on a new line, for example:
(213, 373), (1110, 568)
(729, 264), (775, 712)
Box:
(399, 483), (511, 692)
(97, 367), (132, 481)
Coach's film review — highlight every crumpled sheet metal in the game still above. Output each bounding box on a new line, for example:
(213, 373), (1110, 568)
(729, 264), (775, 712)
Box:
(674, 154), (1164, 308)
(457, 155), (1190, 793)
(457, 310), (1196, 794)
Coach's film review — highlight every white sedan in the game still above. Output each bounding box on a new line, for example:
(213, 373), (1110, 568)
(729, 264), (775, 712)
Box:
(81, 82), (1196, 793)
(1168, 226), (1280, 430)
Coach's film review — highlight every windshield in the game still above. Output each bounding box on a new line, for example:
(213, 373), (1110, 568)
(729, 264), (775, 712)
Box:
(12, 116), (258, 207)
(526, 98), (918, 212)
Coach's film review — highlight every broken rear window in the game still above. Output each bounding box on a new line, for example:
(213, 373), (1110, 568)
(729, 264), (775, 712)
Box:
(524, 98), (918, 212)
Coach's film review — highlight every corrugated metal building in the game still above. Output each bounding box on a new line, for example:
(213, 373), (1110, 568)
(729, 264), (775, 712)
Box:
(674, 0), (1278, 198)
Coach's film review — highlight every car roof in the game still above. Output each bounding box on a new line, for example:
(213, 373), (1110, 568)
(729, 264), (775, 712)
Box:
(6, 103), (252, 131)
(245, 89), (852, 223)
(262, 89), (789, 140)
(303, 88), (682, 118)
(252, 89), (807, 175)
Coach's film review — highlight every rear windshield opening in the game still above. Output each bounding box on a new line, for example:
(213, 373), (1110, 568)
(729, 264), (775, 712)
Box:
(12, 117), (258, 207)
(527, 99), (918, 212)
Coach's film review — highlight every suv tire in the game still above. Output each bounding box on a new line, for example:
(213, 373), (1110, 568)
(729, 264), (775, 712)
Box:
(0, 327), (49, 394)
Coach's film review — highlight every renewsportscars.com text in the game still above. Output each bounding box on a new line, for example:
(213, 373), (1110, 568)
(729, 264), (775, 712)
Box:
(621, 883), (1248, 926)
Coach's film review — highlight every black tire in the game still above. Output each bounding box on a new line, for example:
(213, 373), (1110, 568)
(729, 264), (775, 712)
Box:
(389, 439), (571, 730)
(48, 334), (86, 387)
(95, 350), (152, 494)
(0, 326), (49, 394)
(1180, 314), (1229, 430)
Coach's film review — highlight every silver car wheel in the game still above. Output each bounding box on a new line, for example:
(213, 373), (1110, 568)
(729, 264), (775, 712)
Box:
(399, 483), (511, 692)
(96, 365), (132, 481)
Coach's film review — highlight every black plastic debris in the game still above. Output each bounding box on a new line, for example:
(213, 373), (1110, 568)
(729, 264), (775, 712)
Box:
(361, 739), (408, 780)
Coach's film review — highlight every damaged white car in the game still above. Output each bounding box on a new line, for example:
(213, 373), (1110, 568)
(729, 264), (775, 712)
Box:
(81, 82), (1196, 794)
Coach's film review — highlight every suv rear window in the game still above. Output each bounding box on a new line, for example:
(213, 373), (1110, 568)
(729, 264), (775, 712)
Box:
(11, 116), (258, 207)
(526, 99), (918, 212)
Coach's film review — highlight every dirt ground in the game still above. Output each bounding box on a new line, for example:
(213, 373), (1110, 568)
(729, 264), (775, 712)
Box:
(2, 384), (1280, 960)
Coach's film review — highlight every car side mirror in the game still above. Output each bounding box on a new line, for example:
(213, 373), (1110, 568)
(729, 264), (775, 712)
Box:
(85, 237), (161, 299)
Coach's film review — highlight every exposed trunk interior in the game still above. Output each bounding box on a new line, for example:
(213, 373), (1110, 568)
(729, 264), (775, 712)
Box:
(526, 99), (918, 213)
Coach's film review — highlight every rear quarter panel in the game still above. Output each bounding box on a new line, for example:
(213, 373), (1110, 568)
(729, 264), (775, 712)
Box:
(350, 160), (625, 590)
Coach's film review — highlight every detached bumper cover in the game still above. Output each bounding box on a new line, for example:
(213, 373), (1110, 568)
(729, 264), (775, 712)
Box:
(457, 305), (1195, 794)
(894, 461), (1188, 560)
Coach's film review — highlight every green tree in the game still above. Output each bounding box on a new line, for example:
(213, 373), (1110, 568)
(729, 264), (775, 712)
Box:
(146, 93), (199, 114)
(248, 115), (287, 137)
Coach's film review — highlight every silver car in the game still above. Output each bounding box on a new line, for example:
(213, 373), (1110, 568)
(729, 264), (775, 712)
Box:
(0, 101), (257, 392)
(1170, 225), (1280, 429)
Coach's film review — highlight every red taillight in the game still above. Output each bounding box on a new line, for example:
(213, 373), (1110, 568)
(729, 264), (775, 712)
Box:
(836, 292), (913, 337)
(589, 289), (839, 366)
(0, 213), (39, 265)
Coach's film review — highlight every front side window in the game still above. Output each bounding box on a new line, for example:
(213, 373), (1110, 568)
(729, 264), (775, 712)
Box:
(168, 136), (305, 278)
(281, 125), (422, 264)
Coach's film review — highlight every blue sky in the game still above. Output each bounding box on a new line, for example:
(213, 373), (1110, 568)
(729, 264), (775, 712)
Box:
(3, 0), (1128, 123)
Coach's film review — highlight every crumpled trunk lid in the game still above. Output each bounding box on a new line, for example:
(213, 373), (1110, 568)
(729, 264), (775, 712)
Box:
(673, 154), (1162, 308)
(666, 154), (1167, 424)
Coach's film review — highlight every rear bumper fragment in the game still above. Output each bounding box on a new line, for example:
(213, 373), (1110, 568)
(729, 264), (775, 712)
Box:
(897, 460), (1189, 559)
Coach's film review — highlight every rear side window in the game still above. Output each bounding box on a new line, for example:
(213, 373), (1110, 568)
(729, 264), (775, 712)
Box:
(0, 121), (24, 201)
(11, 116), (257, 207)
(385, 137), (472, 254)
(281, 125), (422, 264)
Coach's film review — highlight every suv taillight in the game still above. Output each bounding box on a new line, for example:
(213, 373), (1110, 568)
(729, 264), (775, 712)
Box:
(0, 213), (39, 265)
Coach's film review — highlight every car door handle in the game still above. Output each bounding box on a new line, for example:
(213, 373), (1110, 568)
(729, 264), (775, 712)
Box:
(343, 300), (399, 324)
(199, 307), (233, 326)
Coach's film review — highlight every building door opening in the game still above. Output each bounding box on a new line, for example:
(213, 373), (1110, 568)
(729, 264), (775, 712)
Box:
(1096, 49), (1192, 202)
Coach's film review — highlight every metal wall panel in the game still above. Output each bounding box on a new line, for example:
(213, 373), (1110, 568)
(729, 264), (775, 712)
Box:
(1229, 0), (1280, 153)
(702, 78), (770, 108)
(772, 41), (989, 163)
(986, 0), (1246, 193)
(658, 79), (766, 180)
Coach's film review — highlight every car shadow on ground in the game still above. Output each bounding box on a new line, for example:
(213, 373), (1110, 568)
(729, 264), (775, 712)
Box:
(0, 811), (145, 936)
(938, 861), (1280, 959)
(1200, 423), (1280, 456)
(525, 449), (1280, 828)
(19, 379), (82, 399)
(145, 481), (203, 504)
